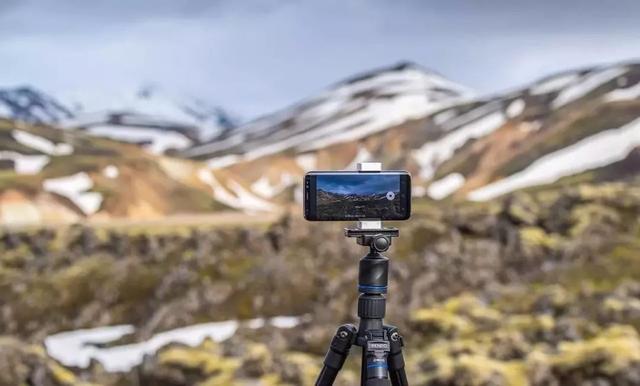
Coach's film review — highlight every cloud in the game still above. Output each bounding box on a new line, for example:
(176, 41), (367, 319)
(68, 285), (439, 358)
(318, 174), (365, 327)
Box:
(0, 1), (638, 119)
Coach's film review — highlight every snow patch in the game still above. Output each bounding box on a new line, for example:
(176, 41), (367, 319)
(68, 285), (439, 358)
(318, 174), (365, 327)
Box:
(295, 153), (317, 171)
(103, 165), (119, 179)
(427, 173), (465, 200)
(45, 317), (302, 372)
(228, 180), (277, 212)
(0, 151), (49, 174)
(197, 169), (239, 209)
(412, 186), (427, 197)
(506, 99), (525, 118)
(413, 111), (506, 179)
(299, 93), (458, 153)
(42, 172), (103, 215)
(12, 130), (73, 155)
(270, 316), (301, 329)
(552, 67), (627, 108)
(468, 117), (640, 201)
(251, 173), (295, 199)
(198, 169), (276, 212)
(604, 81), (640, 102)
(87, 125), (192, 154)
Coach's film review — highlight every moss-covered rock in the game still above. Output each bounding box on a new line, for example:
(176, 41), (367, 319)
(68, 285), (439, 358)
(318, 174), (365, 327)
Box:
(0, 337), (97, 386)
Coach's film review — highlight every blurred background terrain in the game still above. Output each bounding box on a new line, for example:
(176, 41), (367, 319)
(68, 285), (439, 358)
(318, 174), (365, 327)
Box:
(0, 1), (639, 385)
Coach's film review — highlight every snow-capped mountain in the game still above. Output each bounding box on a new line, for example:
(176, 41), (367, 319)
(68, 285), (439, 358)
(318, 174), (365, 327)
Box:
(179, 62), (473, 164)
(65, 85), (237, 154)
(0, 84), (236, 155)
(0, 60), (638, 220)
(422, 61), (640, 201)
(182, 61), (640, 211)
(0, 86), (74, 123)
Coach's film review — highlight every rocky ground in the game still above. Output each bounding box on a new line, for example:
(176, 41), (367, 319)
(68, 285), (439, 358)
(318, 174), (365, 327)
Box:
(1, 180), (639, 385)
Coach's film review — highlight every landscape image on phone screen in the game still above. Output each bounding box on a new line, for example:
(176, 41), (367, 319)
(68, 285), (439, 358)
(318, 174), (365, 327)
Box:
(316, 175), (402, 220)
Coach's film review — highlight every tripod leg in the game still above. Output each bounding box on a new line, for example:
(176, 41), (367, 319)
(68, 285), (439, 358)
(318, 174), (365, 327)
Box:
(385, 326), (409, 386)
(315, 324), (357, 386)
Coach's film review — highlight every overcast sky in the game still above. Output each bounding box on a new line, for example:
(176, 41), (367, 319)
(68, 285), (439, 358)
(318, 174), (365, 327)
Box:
(0, 0), (638, 120)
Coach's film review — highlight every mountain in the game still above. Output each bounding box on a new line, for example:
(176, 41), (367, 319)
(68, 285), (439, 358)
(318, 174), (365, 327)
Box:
(64, 85), (238, 154)
(180, 61), (640, 211)
(0, 60), (638, 221)
(0, 85), (237, 155)
(180, 61), (473, 164)
(0, 86), (74, 123)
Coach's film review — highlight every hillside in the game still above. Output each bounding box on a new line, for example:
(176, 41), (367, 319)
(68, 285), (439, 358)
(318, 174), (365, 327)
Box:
(182, 61), (640, 211)
(0, 61), (638, 223)
(0, 118), (229, 225)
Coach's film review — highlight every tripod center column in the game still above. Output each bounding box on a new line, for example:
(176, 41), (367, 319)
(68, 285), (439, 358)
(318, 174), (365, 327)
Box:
(357, 251), (389, 330)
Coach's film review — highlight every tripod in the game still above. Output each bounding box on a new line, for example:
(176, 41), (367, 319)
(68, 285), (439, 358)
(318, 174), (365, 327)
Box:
(315, 222), (409, 386)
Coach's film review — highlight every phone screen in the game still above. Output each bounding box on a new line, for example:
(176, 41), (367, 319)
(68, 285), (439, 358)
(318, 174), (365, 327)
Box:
(304, 171), (411, 221)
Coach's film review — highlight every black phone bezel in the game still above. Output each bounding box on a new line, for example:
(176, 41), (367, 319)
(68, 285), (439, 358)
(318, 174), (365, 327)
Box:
(304, 170), (411, 221)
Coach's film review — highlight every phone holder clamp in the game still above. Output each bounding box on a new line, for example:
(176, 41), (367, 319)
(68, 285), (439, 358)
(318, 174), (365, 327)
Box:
(345, 226), (399, 252)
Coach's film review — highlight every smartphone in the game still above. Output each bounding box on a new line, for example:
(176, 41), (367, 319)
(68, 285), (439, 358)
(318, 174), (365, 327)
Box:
(304, 171), (411, 221)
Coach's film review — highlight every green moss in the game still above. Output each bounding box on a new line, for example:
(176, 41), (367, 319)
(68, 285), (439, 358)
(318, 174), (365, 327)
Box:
(49, 361), (79, 385)
(412, 294), (503, 337)
(519, 227), (563, 254)
(159, 345), (239, 374)
(281, 352), (321, 386)
(412, 308), (474, 337)
(420, 338), (528, 386)
(554, 240), (640, 293)
(0, 244), (34, 268)
(569, 203), (621, 237)
(504, 315), (555, 338)
(550, 325), (640, 373)
(49, 255), (115, 313)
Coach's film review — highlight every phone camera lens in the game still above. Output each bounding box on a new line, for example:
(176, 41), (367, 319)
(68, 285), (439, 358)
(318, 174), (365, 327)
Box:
(386, 191), (395, 201)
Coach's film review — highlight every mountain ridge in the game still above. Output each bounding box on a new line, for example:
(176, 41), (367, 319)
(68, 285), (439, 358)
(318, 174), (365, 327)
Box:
(183, 60), (640, 211)
(0, 60), (638, 222)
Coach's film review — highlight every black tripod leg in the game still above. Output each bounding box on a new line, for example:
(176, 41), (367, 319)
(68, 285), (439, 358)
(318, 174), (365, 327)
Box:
(385, 326), (409, 386)
(315, 324), (357, 386)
